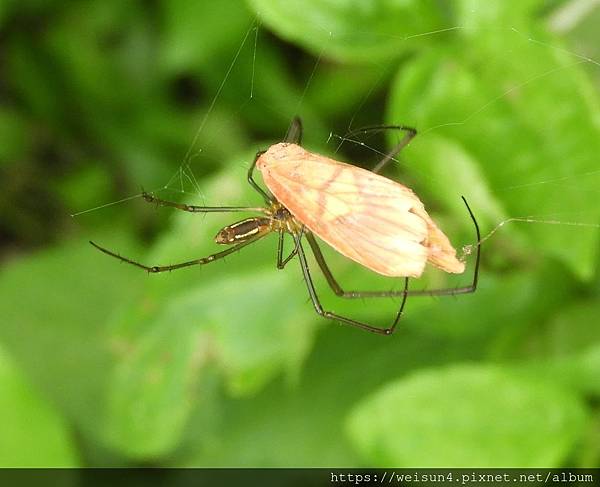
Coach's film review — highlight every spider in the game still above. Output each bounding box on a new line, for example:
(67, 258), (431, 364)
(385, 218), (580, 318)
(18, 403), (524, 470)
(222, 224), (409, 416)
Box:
(91, 118), (480, 335)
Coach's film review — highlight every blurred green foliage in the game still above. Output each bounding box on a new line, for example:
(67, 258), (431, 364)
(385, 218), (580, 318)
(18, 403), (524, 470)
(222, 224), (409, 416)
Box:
(1, 0), (600, 468)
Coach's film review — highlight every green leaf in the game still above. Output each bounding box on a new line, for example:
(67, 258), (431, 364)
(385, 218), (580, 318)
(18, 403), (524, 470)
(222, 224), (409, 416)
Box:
(105, 270), (317, 458)
(575, 344), (600, 397)
(105, 300), (209, 459)
(563, 0), (600, 77)
(173, 260), (577, 467)
(407, 259), (577, 341)
(0, 2), (7, 28)
(0, 109), (29, 164)
(0, 236), (141, 458)
(0, 345), (79, 467)
(513, 298), (600, 398)
(520, 298), (600, 360)
(347, 364), (588, 467)
(457, 0), (545, 26)
(174, 315), (489, 467)
(246, 0), (444, 62)
(396, 133), (506, 233)
(388, 20), (600, 279)
(101, 159), (318, 458)
(160, 0), (253, 73)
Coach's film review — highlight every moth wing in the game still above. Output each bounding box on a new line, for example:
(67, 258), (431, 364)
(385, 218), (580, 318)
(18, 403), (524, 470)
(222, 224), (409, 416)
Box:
(258, 145), (431, 277)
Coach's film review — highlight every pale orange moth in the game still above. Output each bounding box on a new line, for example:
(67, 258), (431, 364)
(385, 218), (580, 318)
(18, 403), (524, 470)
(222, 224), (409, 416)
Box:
(91, 118), (480, 335)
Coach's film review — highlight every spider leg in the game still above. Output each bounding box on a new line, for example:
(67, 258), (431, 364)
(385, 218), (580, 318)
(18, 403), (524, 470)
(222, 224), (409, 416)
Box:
(141, 191), (268, 214)
(284, 116), (303, 144)
(295, 234), (409, 335)
(248, 116), (304, 203)
(276, 226), (305, 270)
(247, 150), (272, 204)
(341, 124), (417, 174)
(90, 235), (264, 273)
(276, 231), (292, 269)
(306, 196), (481, 298)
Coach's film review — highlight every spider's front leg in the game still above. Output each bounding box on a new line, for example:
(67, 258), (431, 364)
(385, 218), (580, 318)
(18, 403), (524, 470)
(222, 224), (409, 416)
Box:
(140, 191), (266, 215)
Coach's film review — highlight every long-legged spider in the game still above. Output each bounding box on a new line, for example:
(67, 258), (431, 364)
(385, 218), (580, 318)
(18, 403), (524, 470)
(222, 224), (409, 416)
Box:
(91, 118), (480, 335)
